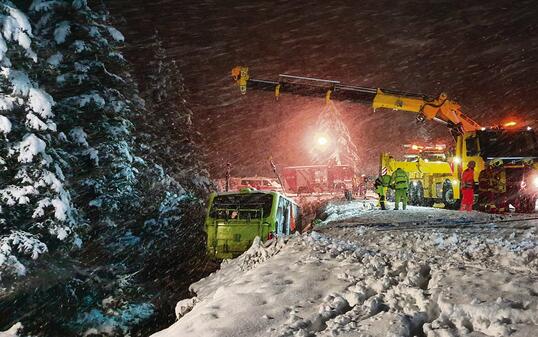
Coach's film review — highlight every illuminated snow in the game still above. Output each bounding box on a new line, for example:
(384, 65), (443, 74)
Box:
(154, 201), (538, 337)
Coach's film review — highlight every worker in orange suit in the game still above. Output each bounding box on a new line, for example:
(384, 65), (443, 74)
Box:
(460, 161), (476, 211)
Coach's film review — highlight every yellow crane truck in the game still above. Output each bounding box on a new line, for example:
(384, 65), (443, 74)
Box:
(231, 66), (538, 212)
(380, 145), (453, 207)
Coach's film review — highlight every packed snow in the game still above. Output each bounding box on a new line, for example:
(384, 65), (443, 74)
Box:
(153, 200), (537, 337)
(0, 323), (22, 337)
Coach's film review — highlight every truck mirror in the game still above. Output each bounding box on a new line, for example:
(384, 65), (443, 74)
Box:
(466, 137), (479, 156)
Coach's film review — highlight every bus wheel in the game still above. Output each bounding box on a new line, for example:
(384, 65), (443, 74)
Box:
(442, 180), (460, 210)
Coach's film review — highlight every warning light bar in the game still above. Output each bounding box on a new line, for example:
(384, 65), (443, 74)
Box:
(504, 121), (517, 127)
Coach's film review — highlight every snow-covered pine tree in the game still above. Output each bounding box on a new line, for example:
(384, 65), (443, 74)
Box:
(311, 101), (360, 169)
(139, 30), (210, 196)
(23, 3), (210, 334)
(30, 0), (144, 224)
(0, 2), (78, 280)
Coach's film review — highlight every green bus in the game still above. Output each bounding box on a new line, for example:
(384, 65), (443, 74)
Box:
(204, 188), (302, 259)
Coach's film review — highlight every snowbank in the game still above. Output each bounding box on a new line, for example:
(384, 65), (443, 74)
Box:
(154, 201), (537, 337)
(0, 323), (22, 337)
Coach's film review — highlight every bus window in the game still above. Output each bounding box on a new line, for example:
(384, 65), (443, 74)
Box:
(285, 204), (291, 235)
(276, 196), (293, 235)
(276, 197), (285, 234)
(210, 193), (273, 219)
(277, 198), (291, 235)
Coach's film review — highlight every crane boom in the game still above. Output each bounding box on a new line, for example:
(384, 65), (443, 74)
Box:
(231, 66), (481, 134)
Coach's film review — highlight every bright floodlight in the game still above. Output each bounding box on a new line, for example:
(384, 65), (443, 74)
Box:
(317, 136), (328, 146)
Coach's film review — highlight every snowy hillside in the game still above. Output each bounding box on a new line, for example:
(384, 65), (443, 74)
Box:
(153, 201), (537, 337)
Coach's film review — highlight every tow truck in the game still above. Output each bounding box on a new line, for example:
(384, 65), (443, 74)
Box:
(380, 144), (453, 206)
(231, 66), (538, 212)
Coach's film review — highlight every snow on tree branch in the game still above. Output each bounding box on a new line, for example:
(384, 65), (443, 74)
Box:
(0, 2), (77, 280)
(0, 231), (48, 278)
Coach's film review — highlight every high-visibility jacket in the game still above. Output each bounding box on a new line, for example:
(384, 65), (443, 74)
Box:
(381, 174), (391, 187)
(492, 168), (506, 193)
(391, 169), (409, 190)
(461, 168), (475, 189)
(374, 174), (391, 194)
(478, 169), (492, 192)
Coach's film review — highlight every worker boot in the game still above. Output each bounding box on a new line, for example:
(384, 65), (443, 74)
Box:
(379, 196), (386, 210)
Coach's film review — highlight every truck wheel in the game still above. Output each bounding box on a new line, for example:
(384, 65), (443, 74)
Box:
(407, 186), (413, 205)
(528, 197), (536, 213)
(423, 199), (435, 207)
(442, 180), (460, 210)
(519, 196), (536, 213)
(410, 181), (424, 205)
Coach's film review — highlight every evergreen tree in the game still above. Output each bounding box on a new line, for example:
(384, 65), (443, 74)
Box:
(0, 2), (78, 280)
(139, 31), (210, 196)
(311, 101), (360, 169)
(21, 3), (211, 334)
(30, 0), (144, 224)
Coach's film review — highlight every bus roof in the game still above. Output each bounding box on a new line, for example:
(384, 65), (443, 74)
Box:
(210, 189), (298, 206)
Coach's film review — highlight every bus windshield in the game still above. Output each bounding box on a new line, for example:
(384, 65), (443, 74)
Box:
(210, 193), (274, 219)
(478, 130), (538, 158)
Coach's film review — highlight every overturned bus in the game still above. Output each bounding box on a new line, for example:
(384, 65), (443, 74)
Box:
(204, 189), (301, 259)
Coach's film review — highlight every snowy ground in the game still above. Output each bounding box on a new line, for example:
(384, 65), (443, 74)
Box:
(153, 201), (537, 337)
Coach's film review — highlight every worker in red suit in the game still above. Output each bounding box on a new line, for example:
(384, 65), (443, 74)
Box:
(460, 161), (476, 211)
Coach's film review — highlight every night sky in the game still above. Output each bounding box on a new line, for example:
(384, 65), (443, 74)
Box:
(109, 0), (538, 176)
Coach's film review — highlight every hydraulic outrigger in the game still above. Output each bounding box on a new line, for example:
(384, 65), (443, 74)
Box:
(231, 66), (538, 212)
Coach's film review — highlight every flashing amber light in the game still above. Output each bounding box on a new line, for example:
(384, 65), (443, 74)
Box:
(504, 121), (517, 127)
(411, 144), (419, 150)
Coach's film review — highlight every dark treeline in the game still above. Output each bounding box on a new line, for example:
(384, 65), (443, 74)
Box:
(0, 1), (213, 336)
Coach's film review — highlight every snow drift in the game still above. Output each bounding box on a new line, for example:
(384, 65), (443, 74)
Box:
(154, 201), (537, 337)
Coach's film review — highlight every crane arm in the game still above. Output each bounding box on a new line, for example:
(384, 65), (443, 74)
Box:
(231, 66), (481, 134)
